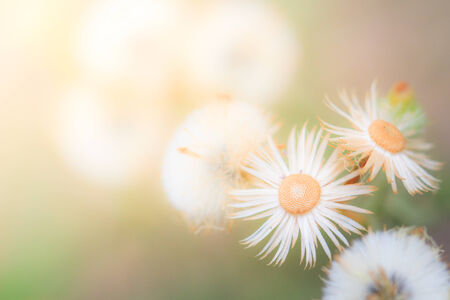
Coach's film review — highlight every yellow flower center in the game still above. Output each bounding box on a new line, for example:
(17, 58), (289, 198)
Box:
(368, 120), (405, 153)
(278, 174), (321, 215)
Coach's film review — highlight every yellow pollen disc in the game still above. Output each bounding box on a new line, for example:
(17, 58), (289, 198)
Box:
(278, 174), (321, 215)
(368, 120), (406, 153)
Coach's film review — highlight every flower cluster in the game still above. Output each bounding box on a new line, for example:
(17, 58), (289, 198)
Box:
(162, 82), (448, 299)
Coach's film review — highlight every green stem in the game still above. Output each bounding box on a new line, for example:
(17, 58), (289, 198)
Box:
(373, 180), (390, 227)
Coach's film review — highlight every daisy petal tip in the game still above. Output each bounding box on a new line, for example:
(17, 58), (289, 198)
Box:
(356, 228), (366, 235)
(369, 185), (378, 192)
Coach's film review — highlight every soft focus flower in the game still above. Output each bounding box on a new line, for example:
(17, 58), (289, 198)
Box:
(75, 0), (184, 100)
(183, 0), (300, 105)
(388, 81), (415, 107)
(56, 86), (167, 187)
(230, 126), (375, 266)
(323, 228), (449, 300)
(323, 83), (441, 195)
(387, 81), (425, 131)
(162, 98), (273, 232)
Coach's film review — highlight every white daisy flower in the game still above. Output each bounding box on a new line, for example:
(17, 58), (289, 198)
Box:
(323, 83), (441, 195)
(230, 126), (375, 267)
(162, 99), (273, 232)
(183, 0), (300, 105)
(323, 228), (450, 300)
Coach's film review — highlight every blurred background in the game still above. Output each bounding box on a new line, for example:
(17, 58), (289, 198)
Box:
(0, 0), (449, 299)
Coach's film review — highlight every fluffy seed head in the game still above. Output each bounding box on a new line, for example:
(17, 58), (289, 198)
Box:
(75, 0), (184, 100)
(323, 228), (449, 300)
(55, 86), (167, 187)
(183, 0), (300, 104)
(162, 99), (273, 231)
(278, 174), (321, 215)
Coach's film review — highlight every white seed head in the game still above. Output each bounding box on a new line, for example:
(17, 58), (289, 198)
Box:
(75, 0), (185, 100)
(162, 99), (273, 231)
(56, 86), (168, 187)
(183, 0), (300, 105)
(323, 228), (449, 300)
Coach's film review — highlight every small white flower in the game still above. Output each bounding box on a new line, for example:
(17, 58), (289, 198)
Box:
(323, 83), (441, 195)
(162, 99), (273, 232)
(230, 126), (375, 267)
(183, 0), (300, 105)
(323, 228), (450, 300)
